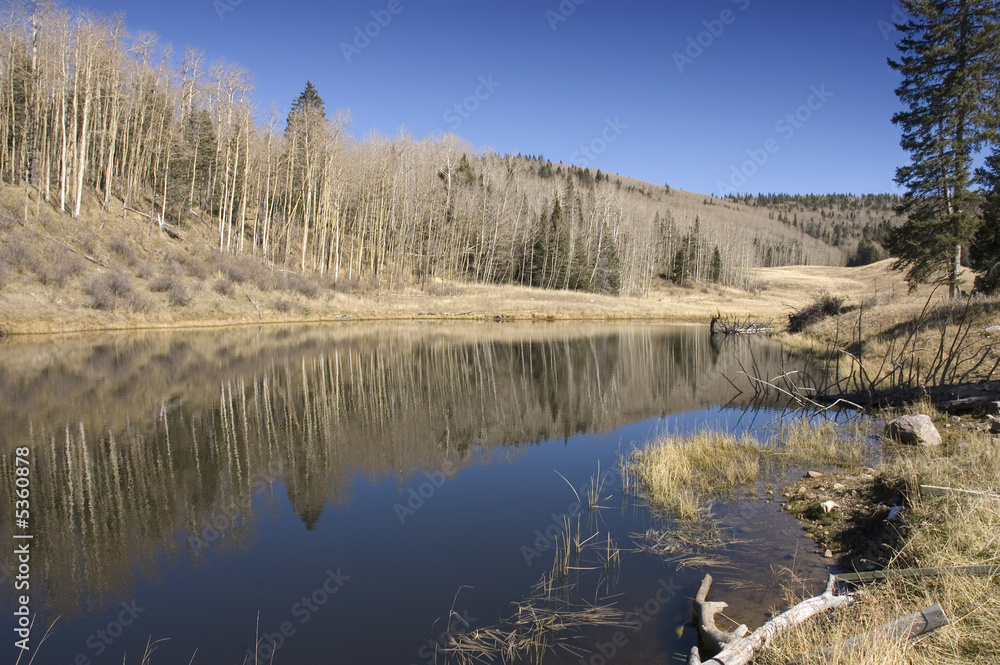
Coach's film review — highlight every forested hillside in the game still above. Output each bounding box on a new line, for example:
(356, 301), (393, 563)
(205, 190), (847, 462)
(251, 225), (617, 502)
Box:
(0, 4), (900, 302)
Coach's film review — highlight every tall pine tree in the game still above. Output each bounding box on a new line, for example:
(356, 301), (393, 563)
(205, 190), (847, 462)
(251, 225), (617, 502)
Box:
(969, 147), (1000, 291)
(886, 0), (1000, 297)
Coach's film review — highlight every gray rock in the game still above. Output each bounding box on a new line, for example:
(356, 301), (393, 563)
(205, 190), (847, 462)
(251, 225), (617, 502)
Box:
(990, 401), (1000, 416)
(884, 414), (942, 446)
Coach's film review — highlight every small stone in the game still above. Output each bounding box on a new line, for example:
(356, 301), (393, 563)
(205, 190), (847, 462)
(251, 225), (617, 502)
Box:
(798, 487), (808, 495)
(950, 415), (961, 423)
(833, 483), (847, 491)
(820, 500), (839, 514)
(807, 470), (824, 479)
(884, 414), (943, 446)
(824, 549), (834, 559)
(989, 401), (1000, 416)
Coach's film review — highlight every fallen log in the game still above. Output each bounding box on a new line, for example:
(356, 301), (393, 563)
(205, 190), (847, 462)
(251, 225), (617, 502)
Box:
(920, 485), (1000, 500)
(789, 603), (949, 664)
(710, 315), (774, 336)
(689, 574), (853, 665)
(835, 564), (1000, 584)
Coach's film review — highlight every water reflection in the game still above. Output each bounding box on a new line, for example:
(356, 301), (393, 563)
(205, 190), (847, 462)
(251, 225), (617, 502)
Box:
(0, 323), (806, 619)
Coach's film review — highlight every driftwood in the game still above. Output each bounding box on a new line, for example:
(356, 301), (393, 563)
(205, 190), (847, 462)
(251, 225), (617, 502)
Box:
(689, 574), (852, 665)
(835, 564), (1000, 584)
(790, 603), (949, 664)
(710, 315), (774, 336)
(920, 485), (1000, 500)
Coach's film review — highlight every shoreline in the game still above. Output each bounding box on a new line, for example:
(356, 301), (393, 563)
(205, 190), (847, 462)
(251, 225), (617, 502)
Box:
(0, 260), (907, 338)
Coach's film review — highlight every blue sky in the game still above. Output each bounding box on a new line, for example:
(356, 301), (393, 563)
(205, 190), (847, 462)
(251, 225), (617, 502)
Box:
(76, 0), (910, 196)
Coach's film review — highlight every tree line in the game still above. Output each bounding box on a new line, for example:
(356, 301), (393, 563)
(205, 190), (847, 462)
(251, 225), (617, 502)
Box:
(1, 2), (850, 297)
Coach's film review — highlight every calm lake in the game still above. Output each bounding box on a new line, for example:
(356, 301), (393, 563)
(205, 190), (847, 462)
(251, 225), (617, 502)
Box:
(0, 323), (834, 664)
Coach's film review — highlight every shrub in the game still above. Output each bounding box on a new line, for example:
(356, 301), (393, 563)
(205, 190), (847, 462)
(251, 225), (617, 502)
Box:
(84, 271), (151, 312)
(108, 233), (139, 265)
(279, 272), (320, 299)
(34, 249), (85, 288)
(213, 279), (235, 297)
(273, 299), (294, 313)
(149, 274), (191, 307)
(166, 283), (191, 307)
(788, 294), (844, 333)
(0, 237), (36, 272)
(149, 274), (181, 293)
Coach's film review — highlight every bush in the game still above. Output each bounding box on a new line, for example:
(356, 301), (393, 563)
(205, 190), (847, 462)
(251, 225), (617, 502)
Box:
(35, 249), (86, 288)
(84, 271), (151, 312)
(788, 294), (844, 333)
(166, 283), (191, 307)
(213, 279), (235, 297)
(0, 237), (37, 272)
(108, 233), (139, 265)
(149, 274), (191, 307)
(166, 251), (210, 280)
(278, 272), (320, 299)
(149, 274), (180, 293)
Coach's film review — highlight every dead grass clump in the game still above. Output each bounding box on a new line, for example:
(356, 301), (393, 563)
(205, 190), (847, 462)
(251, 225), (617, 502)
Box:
(775, 418), (866, 468)
(622, 432), (762, 522)
(788, 294), (844, 333)
(84, 271), (151, 312)
(438, 577), (628, 665)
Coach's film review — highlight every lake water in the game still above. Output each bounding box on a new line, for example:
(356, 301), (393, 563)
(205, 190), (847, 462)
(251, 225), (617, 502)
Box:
(0, 323), (834, 665)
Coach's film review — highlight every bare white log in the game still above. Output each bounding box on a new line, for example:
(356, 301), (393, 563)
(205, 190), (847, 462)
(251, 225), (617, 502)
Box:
(689, 574), (853, 665)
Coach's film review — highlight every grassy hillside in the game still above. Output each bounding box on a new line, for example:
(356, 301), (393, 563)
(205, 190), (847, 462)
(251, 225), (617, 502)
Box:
(0, 181), (911, 335)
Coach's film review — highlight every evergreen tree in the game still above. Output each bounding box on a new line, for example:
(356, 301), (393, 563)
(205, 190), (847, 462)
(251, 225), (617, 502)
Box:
(970, 148), (1000, 291)
(287, 80), (326, 126)
(710, 246), (723, 283)
(886, 0), (1000, 296)
(672, 248), (688, 284)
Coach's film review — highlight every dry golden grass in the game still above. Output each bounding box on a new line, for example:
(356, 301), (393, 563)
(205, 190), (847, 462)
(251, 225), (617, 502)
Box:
(622, 431), (763, 522)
